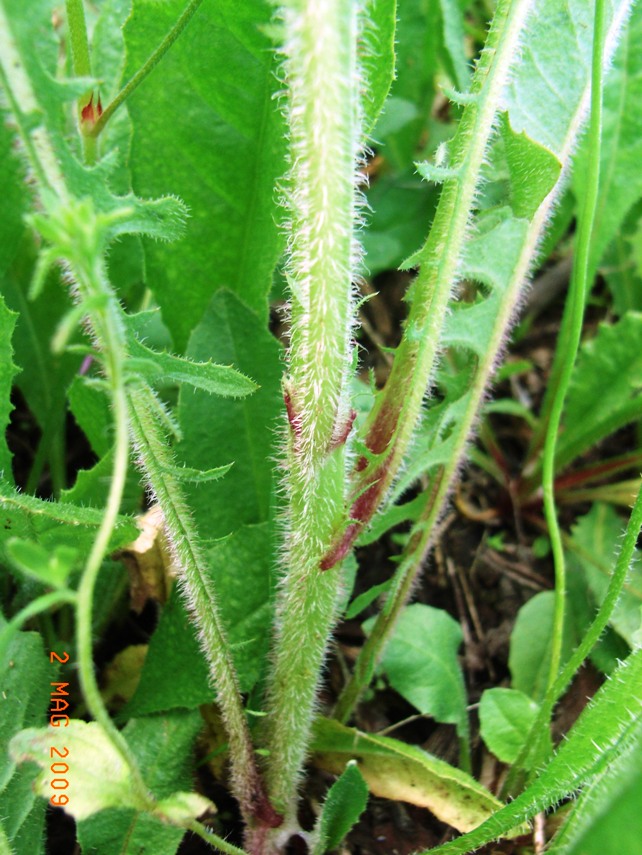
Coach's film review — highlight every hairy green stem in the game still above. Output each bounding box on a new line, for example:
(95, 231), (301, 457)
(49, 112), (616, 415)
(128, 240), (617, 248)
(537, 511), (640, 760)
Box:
(319, 0), (536, 569)
(89, 0), (206, 139)
(259, 0), (362, 830)
(126, 384), (272, 829)
(333, 470), (443, 724)
(65, 0), (91, 78)
(72, 256), (151, 802)
(186, 820), (249, 855)
(333, 0), (537, 722)
(543, 0), (605, 693)
(335, 0), (621, 730)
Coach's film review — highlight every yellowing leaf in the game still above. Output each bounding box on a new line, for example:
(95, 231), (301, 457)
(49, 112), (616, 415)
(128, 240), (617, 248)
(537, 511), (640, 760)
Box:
(118, 505), (175, 613)
(311, 718), (517, 834)
(10, 721), (147, 821)
(101, 645), (149, 710)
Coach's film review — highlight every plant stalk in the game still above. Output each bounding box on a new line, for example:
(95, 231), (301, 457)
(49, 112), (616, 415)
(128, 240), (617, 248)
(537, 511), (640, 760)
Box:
(543, 0), (605, 693)
(319, 0), (536, 571)
(65, 0), (97, 163)
(258, 0), (362, 832)
(89, 0), (206, 139)
(126, 383), (276, 830)
(71, 256), (152, 802)
(335, 0), (620, 728)
(0, 590), (77, 667)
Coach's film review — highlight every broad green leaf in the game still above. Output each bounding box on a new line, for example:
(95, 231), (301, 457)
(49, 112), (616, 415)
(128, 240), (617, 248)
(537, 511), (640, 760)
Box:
(10, 721), (144, 821)
(386, 372), (473, 506)
(558, 312), (642, 467)
(509, 591), (574, 703)
(610, 201), (642, 312)
(10, 719), (212, 824)
(424, 647), (642, 855)
(0, 487), (138, 559)
(362, 170), (437, 276)
(311, 717), (511, 834)
(177, 290), (282, 537)
(77, 710), (203, 855)
(312, 761), (368, 855)
(370, 0), (438, 170)
(5, 539), (77, 589)
(502, 1), (626, 157)
(547, 721), (642, 855)
(0, 628), (51, 853)
(2, 237), (81, 449)
(479, 687), (540, 765)
(441, 212), (528, 355)
(78, 810), (184, 855)
(361, 0), (397, 134)
(369, 603), (469, 743)
(123, 711), (204, 799)
(92, 0), (131, 105)
(0, 0), (187, 243)
(0, 0), (70, 135)
(567, 503), (642, 646)
(125, 522), (274, 715)
(127, 292), (281, 713)
(573, 3), (642, 280)
(124, 0), (286, 349)
(0, 799), (45, 855)
(0, 296), (19, 482)
(61, 450), (143, 517)
(601, 206), (642, 315)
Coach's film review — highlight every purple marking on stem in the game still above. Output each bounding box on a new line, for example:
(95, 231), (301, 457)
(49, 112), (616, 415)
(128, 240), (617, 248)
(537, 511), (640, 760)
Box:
(284, 389), (303, 440)
(319, 522), (361, 571)
(252, 791), (284, 828)
(330, 408), (357, 451)
(319, 478), (385, 571)
(79, 355), (93, 375)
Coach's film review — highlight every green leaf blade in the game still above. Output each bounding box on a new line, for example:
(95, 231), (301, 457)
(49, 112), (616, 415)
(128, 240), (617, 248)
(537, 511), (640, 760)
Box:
(479, 688), (539, 765)
(559, 312), (642, 466)
(371, 603), (469, 743)
(124, 0), (286, 349)
(313, 761), (368, 854)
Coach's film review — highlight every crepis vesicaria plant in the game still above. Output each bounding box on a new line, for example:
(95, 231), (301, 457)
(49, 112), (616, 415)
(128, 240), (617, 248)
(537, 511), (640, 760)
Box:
(1, 0), (642, 854)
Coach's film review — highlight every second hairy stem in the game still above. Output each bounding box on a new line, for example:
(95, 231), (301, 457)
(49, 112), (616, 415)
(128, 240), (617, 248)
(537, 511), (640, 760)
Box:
(320, 0), (536, 571)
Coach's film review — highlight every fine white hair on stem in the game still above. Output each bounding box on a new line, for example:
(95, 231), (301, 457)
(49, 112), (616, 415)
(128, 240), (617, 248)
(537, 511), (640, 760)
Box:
(260, 0), (372, 828)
